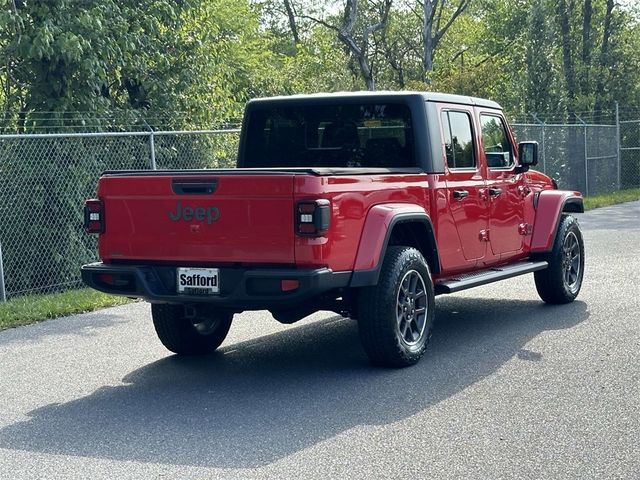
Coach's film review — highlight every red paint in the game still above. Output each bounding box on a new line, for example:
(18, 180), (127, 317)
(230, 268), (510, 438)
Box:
(292, 173), (428, 271)
(530, 190), (583, 252)
(281, 279), (300, 292)
(353, 203), (428, 271)
(97, 175), (296, 265)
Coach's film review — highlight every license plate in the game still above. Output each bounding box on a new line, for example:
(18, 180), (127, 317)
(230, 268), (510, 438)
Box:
(177, 267), (219, 295)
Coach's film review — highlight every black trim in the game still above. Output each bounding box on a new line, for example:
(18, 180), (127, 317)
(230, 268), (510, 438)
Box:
(434, 261), (548, 294)
(411, 100), (431, 172)
(563, 196), (584, 213)
(81, 262), (351, 309)
(245, 91), (502, 111)
(238, 94), (435, 173)
(440, 109), (479, 171)
(101, 167), (424, 177)
(425, 101), (445, 173)
(350, 213), (440, 288)
(171, 179), (218, 195)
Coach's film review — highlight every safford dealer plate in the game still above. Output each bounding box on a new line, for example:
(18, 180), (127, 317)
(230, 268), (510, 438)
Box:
(177, 267), (220, 295)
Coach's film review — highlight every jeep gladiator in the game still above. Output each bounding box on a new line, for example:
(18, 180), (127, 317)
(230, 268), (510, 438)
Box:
(82, 92), (585, 367)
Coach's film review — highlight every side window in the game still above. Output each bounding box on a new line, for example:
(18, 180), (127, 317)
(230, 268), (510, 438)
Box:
(480, 114), (513, 168)
(441, 111), (475, 169)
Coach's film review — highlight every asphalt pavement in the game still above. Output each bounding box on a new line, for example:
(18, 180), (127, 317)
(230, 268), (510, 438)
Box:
(0, 202), (639, 479)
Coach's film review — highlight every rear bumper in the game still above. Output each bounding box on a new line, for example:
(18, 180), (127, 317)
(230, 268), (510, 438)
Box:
(81, 262), (351, 309)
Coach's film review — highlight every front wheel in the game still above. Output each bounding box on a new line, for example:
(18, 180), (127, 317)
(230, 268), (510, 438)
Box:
(151, 303), (233, 355)
(357, 246), (436, 367)
(534, 214), (585, 304)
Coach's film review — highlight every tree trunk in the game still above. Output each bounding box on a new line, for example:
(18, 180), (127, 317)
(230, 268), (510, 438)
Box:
(421, 0), (469, 85)
(283, 0), (300, 45)
(593, 0), (614, 114)
(302, 0), (391, 90)
(421, 0), (435, 81)
(339, 0), (392, 91)
(581, 0), (592, 97)
(338, 30), (376, 90)
(359, 60), (376, 90)
(557, 0), (576, 119)
(525, 0), (554, 114)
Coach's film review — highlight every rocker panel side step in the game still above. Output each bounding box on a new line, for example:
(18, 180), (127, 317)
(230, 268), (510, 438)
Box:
(434, 261), (548, 294)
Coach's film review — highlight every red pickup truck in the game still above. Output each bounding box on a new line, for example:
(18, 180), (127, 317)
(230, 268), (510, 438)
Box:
(82, 92), (585, 367)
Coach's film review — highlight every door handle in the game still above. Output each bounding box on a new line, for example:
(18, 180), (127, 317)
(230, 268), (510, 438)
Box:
(453, 190), (469, 199)
(172, 179), (218, 195)
(488, 187), (503, 197)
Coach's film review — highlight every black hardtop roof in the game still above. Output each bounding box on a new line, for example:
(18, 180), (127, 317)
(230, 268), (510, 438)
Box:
(246, 90), (502, 110)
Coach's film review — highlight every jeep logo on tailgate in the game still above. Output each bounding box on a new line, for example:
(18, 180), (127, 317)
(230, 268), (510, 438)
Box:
(169, 202), (220, 224)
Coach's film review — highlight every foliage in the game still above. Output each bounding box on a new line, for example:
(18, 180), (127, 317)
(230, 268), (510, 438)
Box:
(274, 28), (357, 93)
(0, 0), (271, 131)
(1, 0), (638, 122)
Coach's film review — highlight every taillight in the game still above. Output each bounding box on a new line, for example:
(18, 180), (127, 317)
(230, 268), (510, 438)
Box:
(84, 199), (104, 234)
(296, 199), (331, 236)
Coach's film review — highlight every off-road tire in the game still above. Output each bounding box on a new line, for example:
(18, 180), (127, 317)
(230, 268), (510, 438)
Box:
(534, 214), (585, 304)
(151, 303), (233, 355)
(357, 246), (436, 368)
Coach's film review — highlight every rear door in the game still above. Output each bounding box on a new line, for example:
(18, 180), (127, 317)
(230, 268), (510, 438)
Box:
(440, 107), (489, 263)
(98, 173), (296, 264)
(478, 112), (525, 257)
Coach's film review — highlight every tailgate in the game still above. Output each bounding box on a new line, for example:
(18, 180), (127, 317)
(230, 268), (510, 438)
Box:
(97, 174), (296, 264)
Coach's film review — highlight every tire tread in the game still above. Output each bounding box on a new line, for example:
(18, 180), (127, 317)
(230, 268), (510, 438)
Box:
(357, 246), (435, 367)
(151, 304), (232, 355)
(534, 214), (584, 304)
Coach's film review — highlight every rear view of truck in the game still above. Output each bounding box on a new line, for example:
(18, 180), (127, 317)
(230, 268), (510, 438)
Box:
(82, 92), (428, 361)
(82, 166), (354, 351)
(82, 164), (352, 354)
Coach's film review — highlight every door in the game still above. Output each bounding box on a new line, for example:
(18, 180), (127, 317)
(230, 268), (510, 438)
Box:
(479, 112), (526, 257)
(441, 108), (489, 262)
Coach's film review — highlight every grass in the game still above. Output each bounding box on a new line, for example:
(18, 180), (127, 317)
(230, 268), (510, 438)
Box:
(583, 188), (640, 210)
(0, 288), (133, 331)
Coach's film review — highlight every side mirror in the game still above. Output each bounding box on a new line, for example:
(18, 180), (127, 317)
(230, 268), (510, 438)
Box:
(517, 141), (539, 172)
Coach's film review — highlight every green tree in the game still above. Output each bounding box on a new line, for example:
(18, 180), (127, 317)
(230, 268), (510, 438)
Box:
(0, 0), (277, 130)
(525, 0), (558, 114)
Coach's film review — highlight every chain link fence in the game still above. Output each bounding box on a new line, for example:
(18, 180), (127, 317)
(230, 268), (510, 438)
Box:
(0, 129), (239, 300)
(0, 115), (639, 300)
(619, 120), (640, 189)
(510, 122), (621, 195)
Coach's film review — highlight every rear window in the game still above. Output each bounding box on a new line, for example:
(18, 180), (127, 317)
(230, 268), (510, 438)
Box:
(243, 103), (415, 168)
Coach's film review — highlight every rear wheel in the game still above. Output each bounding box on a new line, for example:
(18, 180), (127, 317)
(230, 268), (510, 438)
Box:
(357, 246), (435, 367)
(151, 303), (233, 355)
(534, 214), (585, 304)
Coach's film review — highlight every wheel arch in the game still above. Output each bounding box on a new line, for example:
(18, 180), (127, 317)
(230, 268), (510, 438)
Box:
(350, 204), (440, 288)
(531, 190), (584, 253)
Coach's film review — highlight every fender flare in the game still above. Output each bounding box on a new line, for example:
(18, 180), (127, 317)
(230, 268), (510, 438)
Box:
(350, 203), (440, 288)
(530, 190), (584, 253)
